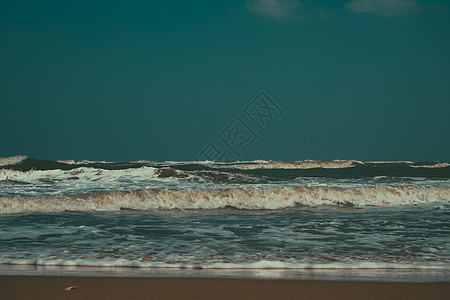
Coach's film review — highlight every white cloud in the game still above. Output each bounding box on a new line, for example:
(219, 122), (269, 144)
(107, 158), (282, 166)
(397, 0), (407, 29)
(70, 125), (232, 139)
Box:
(346, 0), (420, 16)
(246, 0), (303, 20)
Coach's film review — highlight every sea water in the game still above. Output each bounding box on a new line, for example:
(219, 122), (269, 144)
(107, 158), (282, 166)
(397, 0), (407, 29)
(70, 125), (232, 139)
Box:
(0, 156), (449, 280)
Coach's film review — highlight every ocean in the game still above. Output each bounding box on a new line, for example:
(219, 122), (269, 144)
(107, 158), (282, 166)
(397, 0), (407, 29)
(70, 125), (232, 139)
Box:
(0, 156), (449, 281)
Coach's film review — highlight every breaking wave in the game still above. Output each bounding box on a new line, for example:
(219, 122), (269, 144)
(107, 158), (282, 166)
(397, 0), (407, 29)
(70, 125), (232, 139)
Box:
(0, 155), (28, 167)
(411, 162), (450, 168)
(1, 156), (449, 179)
(1, 185), (448, 214)
(1, 155), (448, 214)
(213, 160), (362, 169)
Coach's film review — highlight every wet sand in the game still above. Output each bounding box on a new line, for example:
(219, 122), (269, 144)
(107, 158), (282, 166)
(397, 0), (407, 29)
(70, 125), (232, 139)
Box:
(0, 276), (449, 300)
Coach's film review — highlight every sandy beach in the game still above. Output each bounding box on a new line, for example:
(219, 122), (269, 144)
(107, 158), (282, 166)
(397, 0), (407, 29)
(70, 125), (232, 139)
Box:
(1, 276), (449, 300)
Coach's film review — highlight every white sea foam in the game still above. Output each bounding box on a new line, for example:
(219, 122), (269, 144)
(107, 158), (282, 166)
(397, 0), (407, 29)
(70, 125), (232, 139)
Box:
(56, 159), (76, 164)
(165, 159), (448, 169)
(411, 162), (450, 168)
(1, 259), (448, 270)
(0, 155), (28, 167)
(0, 166), (170, 193)
(365, 161), (414, 164)
(214, 160), (362, 169)
(1, 185), (448, 214)
(129, 159), (363, 169)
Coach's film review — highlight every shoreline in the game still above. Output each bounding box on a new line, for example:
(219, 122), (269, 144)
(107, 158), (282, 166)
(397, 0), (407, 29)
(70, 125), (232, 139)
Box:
(0, 264), (448, 282)
(1, 276), (449, 300)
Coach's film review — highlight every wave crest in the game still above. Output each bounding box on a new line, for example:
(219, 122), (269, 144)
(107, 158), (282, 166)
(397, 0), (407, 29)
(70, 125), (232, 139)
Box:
(0, 155), (28, 167)
(411, 162), (450, 169)
(217, 160), (362, 170)
(1, 185), (448, 214)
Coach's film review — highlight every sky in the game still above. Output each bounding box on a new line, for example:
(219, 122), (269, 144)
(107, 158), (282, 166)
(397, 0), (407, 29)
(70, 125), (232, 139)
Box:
(1, 0), (449, 162)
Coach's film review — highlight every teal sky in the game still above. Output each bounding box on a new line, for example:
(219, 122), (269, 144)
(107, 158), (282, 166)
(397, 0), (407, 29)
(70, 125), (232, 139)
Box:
(1, 0), (449, 162)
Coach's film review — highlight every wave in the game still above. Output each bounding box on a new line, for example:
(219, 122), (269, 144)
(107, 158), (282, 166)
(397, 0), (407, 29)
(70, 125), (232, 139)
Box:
(1, 259), (448, 270)
(0, 166), (264, 192)
(0, 155), (28, 167)
(411, 162), (450, 168)
(1, 185), (448, 214)
(212, 160), (362, 169)
(1, 156), (449, 170)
